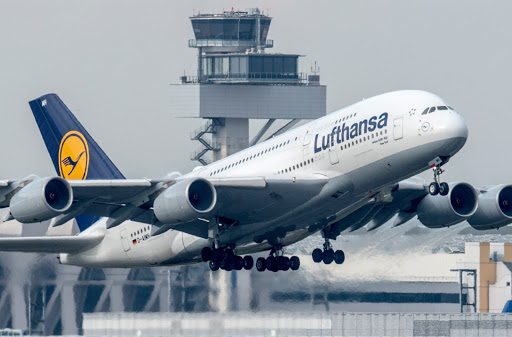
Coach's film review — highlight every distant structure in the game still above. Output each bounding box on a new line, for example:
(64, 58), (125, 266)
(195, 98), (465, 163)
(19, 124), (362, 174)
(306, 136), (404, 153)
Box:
(454, 242), (512, 313)
(170, 8), (326, 164)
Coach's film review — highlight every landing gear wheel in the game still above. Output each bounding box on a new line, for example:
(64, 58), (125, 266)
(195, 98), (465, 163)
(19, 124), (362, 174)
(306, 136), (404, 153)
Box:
(276, 256), (289, 271)
(312, 248), (323, 263)
(234, 256), (244, 271)
(212, 249), (224, 262)
(334, 250), (345, 265)
(221, 256), (233, 271)
(256, 257), (266, 272)
(323, 249), (334, 264)
(429, 182), (440, 196)
(201, 247), (213, 262)
(243, 256), (254, 270)
(266, 256), (278, 272)
(209, 259), (220, 271)
(439, 182), (449, 196)
(290, 256), (300, 271)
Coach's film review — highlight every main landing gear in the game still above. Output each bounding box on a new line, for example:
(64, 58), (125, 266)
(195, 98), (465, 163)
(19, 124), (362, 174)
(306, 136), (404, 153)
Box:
(201, 246), (300, 272)
(202, 247), (253, 272)
(312, 237), (345, 265)
(429, 165), (449, 196)
(255, 247), (300, 273)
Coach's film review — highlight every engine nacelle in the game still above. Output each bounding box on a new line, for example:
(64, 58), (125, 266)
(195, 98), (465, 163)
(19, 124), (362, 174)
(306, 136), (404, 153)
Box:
(153, 178), (216, 225)
(10, 177), (73, 223)
(417, 182), (478, 228)
(468, 185), (512, 230)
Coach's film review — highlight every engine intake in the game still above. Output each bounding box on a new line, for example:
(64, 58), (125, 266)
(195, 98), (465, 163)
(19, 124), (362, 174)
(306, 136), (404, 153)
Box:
(417, 182), (478, 228)
(153, 178), (216, 225)
(468, 185), (512, 230)
(10, 177), (73, 223)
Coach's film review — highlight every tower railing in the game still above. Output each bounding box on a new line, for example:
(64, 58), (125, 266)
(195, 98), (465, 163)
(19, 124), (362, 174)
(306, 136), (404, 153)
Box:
(189, 39), (273, 48)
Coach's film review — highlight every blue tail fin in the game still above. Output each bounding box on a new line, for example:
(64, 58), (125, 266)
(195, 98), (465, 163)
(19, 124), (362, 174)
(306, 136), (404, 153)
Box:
(29, 93), (125, 180)
(29, 93), (125, 231)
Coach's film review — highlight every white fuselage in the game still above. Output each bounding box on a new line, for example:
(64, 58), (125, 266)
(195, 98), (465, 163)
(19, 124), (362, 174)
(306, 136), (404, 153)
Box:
(60, 90), (468, 268)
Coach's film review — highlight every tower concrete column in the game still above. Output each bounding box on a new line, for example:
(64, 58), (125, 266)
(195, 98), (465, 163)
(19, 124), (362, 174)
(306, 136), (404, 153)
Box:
(213, 118), (249, 161)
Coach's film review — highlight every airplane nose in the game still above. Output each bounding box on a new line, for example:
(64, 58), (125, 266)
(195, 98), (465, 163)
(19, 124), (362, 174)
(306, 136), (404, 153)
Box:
(438, 111), (469, 157)
(450, 112), (469, 140)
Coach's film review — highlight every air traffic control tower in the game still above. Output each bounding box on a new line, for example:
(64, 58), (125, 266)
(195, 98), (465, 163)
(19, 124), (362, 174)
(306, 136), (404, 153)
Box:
(170, 8), (326, 164)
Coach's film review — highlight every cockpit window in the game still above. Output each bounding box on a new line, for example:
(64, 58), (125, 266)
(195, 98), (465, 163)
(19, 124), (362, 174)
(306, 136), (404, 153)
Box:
(423, 106), (454, 114)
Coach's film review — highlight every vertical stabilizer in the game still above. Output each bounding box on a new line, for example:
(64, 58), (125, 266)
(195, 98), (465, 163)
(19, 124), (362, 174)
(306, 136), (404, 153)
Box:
(29, 93), (125, 230)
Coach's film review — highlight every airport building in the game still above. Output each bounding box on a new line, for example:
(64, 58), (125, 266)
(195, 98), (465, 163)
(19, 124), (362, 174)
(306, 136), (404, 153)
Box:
(170, 8), (325, 164)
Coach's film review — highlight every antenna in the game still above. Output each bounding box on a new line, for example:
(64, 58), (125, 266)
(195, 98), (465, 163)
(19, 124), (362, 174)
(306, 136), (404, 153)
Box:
(311, 61), (320, 75)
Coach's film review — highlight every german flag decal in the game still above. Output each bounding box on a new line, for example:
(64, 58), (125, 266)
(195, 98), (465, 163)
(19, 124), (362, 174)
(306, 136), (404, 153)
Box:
(132, 239), (137, 245)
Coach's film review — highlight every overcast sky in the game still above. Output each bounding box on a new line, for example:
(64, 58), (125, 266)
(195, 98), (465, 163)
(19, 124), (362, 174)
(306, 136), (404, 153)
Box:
(1, 1), (511, 188)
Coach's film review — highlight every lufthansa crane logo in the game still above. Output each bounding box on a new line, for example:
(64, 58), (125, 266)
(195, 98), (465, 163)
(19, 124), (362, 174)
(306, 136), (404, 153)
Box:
(58, 131), (89, 180)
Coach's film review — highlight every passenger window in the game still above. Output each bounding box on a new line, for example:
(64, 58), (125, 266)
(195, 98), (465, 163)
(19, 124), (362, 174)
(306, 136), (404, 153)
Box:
(421, 108), (429, 115)
(429, 107), (436, 113)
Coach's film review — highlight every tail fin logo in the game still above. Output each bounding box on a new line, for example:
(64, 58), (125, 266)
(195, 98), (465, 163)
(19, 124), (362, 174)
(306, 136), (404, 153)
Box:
(58, 131), (89, 180)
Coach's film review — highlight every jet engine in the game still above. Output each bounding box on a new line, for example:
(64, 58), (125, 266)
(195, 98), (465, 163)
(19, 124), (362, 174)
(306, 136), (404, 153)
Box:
(153, 178), (216, 224)
(468, 185), (512, 230)
(417, 182), (478, 228)
(10, 177), (73, 223)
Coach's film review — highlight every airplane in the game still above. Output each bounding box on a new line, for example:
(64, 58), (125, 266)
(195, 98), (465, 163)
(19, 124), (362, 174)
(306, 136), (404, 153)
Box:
(0, 90), (510, 273)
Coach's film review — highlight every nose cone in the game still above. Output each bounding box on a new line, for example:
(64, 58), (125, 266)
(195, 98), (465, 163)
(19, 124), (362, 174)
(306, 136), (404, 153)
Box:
(450, 112), (469, 140)
(439, 112), (469, 156)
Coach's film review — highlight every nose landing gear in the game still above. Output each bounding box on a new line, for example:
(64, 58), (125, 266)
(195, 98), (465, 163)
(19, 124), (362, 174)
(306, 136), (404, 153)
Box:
(429, 165), (449, 196)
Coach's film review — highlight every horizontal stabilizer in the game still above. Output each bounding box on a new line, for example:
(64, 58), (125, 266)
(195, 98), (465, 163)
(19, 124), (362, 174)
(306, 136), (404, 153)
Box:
(0, 233), (104, 253)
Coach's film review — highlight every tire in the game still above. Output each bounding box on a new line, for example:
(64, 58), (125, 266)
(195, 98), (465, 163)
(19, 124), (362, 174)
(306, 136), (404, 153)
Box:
(277, 256), (289, 271)
(212, 249), (223, 262)
(282, 256), (290, 271)
(290, 256), (300, 270)
(323, 249), (334, 264)
(334, 250), (345, 265)
(256, 257), (266, 272)
(243, 256), (254, 270)
(439, 182), (449, 196)
(312, 248), (323, 263)
(234, 256), (244, 271)
(429, 182), (439, 196)
(266, 256), (278, 272)
(201, 247), (213, 262)
(209, 259), (220, 271)
(222, 256), (233, 271)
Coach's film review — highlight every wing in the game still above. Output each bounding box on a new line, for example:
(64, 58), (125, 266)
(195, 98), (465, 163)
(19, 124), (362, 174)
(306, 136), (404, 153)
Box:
(0, 233), (104, 253)
(324, 177), (428, 238)
(0, 175), (329, 239)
